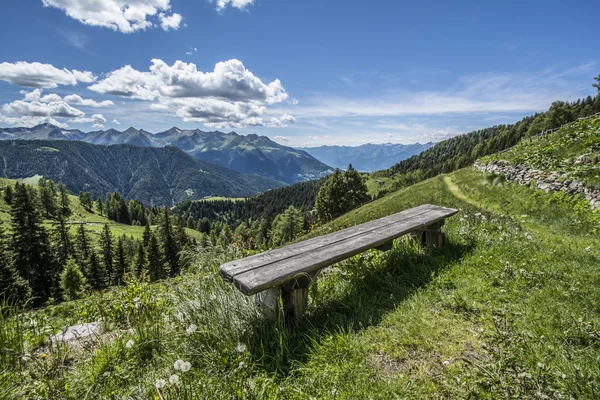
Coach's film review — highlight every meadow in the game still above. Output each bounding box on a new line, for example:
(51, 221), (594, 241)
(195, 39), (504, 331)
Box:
(1, 167), (599, 399)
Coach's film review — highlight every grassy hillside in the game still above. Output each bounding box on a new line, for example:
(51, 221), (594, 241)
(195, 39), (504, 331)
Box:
(481, 115), (600, 185)
(3, 167), (599, 398)
(0, 177), (203, 242)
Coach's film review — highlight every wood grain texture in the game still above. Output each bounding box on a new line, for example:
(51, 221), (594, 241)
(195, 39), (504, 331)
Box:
(220, 204), (457, 295)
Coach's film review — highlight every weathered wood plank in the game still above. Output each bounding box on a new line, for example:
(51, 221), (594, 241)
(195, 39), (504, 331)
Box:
(231, 206), (457, 295)
(220, 204), (443, 279)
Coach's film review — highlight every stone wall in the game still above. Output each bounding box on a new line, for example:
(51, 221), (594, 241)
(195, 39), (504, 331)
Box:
(474, 160), (600, 209)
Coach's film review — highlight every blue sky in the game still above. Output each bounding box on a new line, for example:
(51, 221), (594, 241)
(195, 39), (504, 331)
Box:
(0, 0), (598, 146)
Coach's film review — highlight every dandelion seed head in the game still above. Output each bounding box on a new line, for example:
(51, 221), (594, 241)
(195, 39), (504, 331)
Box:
(236, 343), (247, 353)
(169, 374), (179, 384)
(174, 359), (184, 370)
(155, 379), (166, 389)
(186, 324), (197, 335)
(209, 294), (217, 301)
(126, 339), (134, 348)
(181, 361), (191, 372)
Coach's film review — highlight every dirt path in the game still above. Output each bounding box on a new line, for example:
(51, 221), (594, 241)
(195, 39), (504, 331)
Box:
(443, 175), (480, 207)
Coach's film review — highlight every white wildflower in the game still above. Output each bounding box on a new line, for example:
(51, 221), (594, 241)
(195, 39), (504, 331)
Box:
(181, 361), (191, 372)
(209, 294), (217, 301)
(239, 361), (245, 368)
(155, 379), (166, 389)
(236, 343), (247, 353)
(174, 359), (184, 370)
(526, 235), (533, 240)
(585, 246), (591, 251)
(103, 371), (111, 377)
(126, 339), (135, 348)
(186, 324), (197, 335)
(169, 374), (179, 384)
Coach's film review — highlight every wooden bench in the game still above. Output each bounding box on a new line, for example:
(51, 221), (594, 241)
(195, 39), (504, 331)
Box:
(219, 204), (458, 322)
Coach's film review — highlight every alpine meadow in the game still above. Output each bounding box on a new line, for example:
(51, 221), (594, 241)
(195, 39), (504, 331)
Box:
(0, 1), (599, 399)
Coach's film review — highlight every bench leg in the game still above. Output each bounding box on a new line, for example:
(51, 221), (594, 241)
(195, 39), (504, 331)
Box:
(255, 273), (316, 324)
(375, 240), (394, 252)
(422, 221), (446, 248)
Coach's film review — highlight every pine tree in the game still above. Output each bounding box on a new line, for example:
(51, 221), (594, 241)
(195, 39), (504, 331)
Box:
(96, 197), (104, 216)
(0, 221), (31, 303)
(146, 233), (166, 281)
(10, 183), (57, 305)
(52, 213), (73, 267)
(134, 241), (146, 277)
(315, 169), (346, 222)
(593, 74), (600, 93)
(271, 206), (304, 246)
(38, 178), (56, 218)
(57, 183), (71, 216)
(79, 192), (93, 211)
(76, 223), (90, 261)
(115, 236), (128, 285)
(60, 257), (86, 301)
(343, 164), (369, 210)
(85, 251), (106, 290)
(99, 224), (114, 285)
(3, 184), (14, 205)
(142, 222), (152, 247)
(159, 207), (180, 276)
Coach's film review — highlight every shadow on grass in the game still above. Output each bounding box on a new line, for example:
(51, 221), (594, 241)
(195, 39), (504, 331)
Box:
(245, 238), (475, 374)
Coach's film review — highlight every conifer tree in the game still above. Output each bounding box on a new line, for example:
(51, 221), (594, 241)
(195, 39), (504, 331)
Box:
(57, 183), (71, 216)
(3, 184), (14, 205)
(115, 236), (128, 285)
(85, 251), (106, 290)
(315, 168), (346, 222)
(142, 222), (152, 247)
(593, 74), (600, 93)
(52, 213), (73, 267)
(10, 183), (57, 305)
(38, 178), (56, 218)
(99, 224), (114, 285)
(76, 223), (90, 261)
(271, 206), (304, 246)
(0, 221), (31, 303)
(159, 207), (180, 276)
(60, 257), (86, 301)
(343, 164), (369, 210)
(146, 233), (165, 281)
(134, 241), (146, 277)
(96, 197), (104, 216)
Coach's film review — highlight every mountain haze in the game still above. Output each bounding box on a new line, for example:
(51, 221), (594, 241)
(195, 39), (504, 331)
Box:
(0, 124), (333, 184)
(300, 142), (435, 172)
(0, 140), (285, 206)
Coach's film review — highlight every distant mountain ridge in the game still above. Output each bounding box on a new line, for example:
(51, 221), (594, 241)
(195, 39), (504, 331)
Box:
(299, 142), (434, 172)
(0, 140), (286, 206)
(0, 124), (333, 184)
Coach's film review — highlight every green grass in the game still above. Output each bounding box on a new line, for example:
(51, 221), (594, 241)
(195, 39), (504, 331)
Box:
(2, 167), (600, 398)
(481, 116), (600, 185)
(365, 175), (396, 196)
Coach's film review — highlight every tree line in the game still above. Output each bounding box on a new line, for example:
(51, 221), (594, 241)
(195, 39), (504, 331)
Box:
(0, 180), (193, 307)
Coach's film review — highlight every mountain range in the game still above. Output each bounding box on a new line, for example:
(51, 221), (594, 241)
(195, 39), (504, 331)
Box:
(0, 140), (286, 206)
(299, 142), (435, 172)
(0, 124), (333, 184)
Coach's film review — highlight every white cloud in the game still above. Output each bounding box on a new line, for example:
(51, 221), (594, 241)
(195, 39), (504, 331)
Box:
(89, 58), (289, 128)
(92, 123), (105, 129)
(0, 61), (95, 88)
(214, 0), (255, 12)
(267, 113), (296, 127)
(3, 99), (84, 118)
(274, 135), (290, 141)
(185, 51), (193, 55)
(159, 12), (182, 31)
(0, 115), (68, 128)
(42, 0), (183, 33)
(112, 118), (121, 124)
(64, 94), (114, 107)
(70, 113), (106, 124)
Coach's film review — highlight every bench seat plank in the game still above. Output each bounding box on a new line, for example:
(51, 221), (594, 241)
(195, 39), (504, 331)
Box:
(220, 204), (457, 295)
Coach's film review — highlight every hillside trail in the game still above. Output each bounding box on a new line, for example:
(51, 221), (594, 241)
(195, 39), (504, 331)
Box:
(442, 175), (481, 208)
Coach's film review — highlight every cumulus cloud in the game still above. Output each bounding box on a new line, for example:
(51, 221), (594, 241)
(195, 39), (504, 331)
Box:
(70, 113), (106, 124)
(64, 94), (114, 107)
(0, 61), (95, 88)
(3, 99), (84, 118)
(92, 123), (105, 129)
(0, 115), (68, 128)
(112, 118), (121, 124)
(267, 114), (296, 127)
(41, 0), (182, 33)
(214, 0), (255, 12)
(89, 59), (287, 103)
(159, 12), (182, 31)
(89, 58), (293, 128)
(274, 135), (290, 141)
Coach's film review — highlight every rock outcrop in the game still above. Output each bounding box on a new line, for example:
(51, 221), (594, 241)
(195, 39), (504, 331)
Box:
(474, 160), (600, 209)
